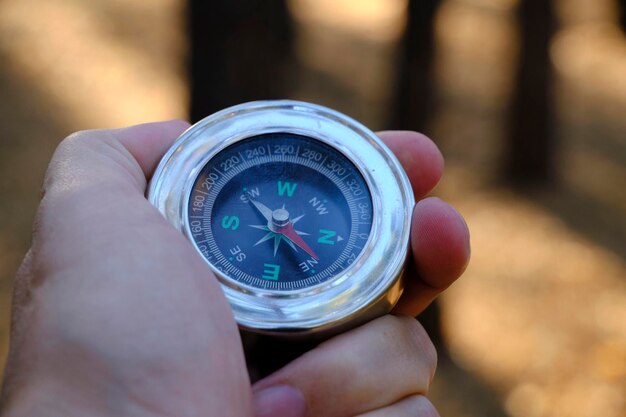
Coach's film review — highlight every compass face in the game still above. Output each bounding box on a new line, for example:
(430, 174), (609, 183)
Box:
(187, 133), (373, 291)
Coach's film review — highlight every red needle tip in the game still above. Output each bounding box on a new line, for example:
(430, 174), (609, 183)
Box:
(278, 223), (320, 260)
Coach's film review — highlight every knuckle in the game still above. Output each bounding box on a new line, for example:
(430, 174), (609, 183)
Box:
(42, 129), (115, 197)
(42, 131), (89, 193)
(55, 129), (94, 156)
(37, 129), (110, 234)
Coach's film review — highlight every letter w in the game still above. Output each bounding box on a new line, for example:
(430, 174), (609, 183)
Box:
(278, 181), (297, 197)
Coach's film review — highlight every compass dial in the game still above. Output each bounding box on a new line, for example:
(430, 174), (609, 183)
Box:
(188, 133), (373, 291)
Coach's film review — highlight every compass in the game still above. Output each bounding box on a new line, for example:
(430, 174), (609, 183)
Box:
(148, 101), (414, 337)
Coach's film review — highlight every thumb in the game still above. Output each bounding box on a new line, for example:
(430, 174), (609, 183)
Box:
(253, 385), (307, 417)
(43, 120), (190, 198)
(34, 120), (193, 274)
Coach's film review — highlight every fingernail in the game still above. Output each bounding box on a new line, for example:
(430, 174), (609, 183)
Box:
(253, 385), (307, 417)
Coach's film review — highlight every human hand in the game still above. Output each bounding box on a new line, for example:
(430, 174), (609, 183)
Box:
(0, 122), (469, 417)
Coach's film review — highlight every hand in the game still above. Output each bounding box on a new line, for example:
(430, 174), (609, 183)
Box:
(0, 122), (469, 417)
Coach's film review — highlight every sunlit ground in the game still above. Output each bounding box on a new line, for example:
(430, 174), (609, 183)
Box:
(0, 0), (625, 416)
(432, 1), (626, 416)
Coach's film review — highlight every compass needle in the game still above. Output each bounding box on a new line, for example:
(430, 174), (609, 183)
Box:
(248, 195), (273, 222)
(277, 222), (319, 260)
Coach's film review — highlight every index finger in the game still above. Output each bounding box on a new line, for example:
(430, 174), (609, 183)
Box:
(377, 130), (444, 199)
(377, 131), (470, 317)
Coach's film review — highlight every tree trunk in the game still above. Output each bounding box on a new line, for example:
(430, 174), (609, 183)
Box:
(188, 0), (293, 122)
(504, 0), (556, 185)
(390, 0), (440, 133)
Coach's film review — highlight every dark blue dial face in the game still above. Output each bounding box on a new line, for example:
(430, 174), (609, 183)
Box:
(187, 133), (373, 291)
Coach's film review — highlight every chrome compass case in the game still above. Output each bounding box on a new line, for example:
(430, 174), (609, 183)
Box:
(148, 100), (414, 337)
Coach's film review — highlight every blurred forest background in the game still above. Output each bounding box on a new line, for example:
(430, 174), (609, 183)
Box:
(0, 0), (625, 416)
